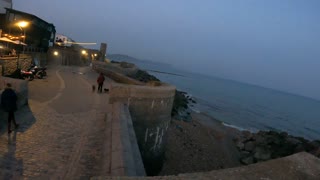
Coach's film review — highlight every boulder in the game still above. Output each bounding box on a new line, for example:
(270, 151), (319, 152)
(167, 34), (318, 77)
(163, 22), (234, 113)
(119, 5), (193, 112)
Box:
(244, 141), (255, 152)
(254, 147), (271, 161)
(240, 151), (250, 159)
(242, 131), (253, 140)
(286, 137), (302, 145)
(236, 142), (245, 150)
(240, 156), (254, 165)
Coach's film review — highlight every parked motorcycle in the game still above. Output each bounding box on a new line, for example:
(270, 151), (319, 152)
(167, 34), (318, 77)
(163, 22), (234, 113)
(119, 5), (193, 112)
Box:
(29, 65), (47, 79)
(20, 69), (34, 81)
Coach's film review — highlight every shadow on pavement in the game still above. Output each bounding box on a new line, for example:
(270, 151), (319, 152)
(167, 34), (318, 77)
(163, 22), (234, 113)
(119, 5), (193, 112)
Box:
(0, 131), (24, 179)
(0, 104), (36, 135)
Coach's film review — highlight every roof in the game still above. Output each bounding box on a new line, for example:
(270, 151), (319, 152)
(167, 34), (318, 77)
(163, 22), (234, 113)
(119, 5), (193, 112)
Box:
(5, 8), (55, 31)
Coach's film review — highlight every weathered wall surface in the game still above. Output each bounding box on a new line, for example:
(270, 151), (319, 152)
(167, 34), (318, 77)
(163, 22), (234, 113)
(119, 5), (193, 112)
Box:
(0, 55), (32, 75)
(47, 47), (84, 66)
(93, 63), (143, 85)
(110, 103), (146, 176)
(93, 61), (176, 175)
(18, 54), (33, 70)
(0, 76), (28, 108)
(109, 82), (175, 174)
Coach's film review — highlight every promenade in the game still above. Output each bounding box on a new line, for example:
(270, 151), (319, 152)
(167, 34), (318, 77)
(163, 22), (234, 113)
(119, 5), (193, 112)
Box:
(0, 65), (112, 179)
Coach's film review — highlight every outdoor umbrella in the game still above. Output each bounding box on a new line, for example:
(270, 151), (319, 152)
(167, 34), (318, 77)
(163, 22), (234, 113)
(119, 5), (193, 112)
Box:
(0, 37), (16, 43)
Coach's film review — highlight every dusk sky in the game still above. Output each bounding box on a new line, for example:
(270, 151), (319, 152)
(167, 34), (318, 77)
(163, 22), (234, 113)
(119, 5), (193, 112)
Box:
(14, 0), (320, 100)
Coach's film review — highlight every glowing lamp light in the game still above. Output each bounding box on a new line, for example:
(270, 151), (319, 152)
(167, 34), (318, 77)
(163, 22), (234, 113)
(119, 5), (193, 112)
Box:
(53, 51), (59, 56)
(81, 50), (87, 55)
(94, 54), (97, 57)
(16, 21), (29, 28)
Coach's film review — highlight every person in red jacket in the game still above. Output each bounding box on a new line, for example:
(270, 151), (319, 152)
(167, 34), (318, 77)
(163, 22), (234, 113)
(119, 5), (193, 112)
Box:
(97, 73), (105, 93)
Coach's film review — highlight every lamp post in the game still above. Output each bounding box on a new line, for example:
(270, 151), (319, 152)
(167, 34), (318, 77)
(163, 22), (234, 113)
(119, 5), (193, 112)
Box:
(16, 21), (29, 53)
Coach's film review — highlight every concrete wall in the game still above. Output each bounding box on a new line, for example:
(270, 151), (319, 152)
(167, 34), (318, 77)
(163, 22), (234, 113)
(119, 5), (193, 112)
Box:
(0, 76), (28, 108)
(47, 47), (84, 66)
(109, 82), (175, 174)
(111, 103), (146, 176)
(93, 61), (176, 175)
(93, 63), (143, 85)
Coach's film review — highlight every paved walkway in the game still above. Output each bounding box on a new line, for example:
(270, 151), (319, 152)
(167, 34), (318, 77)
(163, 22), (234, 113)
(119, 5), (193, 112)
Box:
(0, 65), (112, 179)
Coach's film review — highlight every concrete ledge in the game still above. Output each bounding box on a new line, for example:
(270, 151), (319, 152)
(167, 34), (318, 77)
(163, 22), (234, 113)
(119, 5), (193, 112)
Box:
(92, 152), (320, 179)
(93, 62), (143, 85)
(0, 77), (28, 109)
(111, 103), (146, 176)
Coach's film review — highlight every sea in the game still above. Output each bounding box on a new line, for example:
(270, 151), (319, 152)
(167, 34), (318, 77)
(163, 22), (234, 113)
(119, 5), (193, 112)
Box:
(129, 60), (320, 140)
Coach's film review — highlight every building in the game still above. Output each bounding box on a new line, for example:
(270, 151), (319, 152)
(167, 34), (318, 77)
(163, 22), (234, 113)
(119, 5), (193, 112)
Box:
(0, 8), (56, 52)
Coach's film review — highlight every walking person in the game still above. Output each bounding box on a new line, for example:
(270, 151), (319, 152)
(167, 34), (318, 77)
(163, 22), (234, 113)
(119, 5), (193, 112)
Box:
(1, 83), (19, 134)
(97, 73), (105, 93)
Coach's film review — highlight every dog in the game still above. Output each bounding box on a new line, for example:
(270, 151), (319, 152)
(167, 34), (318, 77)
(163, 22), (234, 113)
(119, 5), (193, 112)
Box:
(104, 88), (109, 93)
(92, 85), (96, 92)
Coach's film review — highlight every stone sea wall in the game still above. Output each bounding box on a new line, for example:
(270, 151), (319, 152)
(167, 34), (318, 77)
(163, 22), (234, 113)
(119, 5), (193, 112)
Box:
(93, 61), (176, 175)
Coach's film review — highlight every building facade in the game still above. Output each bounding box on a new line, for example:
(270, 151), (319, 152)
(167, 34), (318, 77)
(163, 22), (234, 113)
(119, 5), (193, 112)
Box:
(0, 8), (56, 52)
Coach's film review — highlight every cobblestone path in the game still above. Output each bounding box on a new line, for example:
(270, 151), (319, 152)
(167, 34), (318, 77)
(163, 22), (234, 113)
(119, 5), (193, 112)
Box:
(0, 65), (111, 179)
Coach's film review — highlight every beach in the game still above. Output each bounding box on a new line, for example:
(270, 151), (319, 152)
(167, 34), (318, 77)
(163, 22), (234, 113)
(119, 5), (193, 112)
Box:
(160, 112), (242, 175)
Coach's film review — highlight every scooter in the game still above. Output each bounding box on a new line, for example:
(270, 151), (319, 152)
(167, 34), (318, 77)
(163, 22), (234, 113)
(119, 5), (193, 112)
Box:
(29, 65), (47, 79)
(20, 69), (34, 81)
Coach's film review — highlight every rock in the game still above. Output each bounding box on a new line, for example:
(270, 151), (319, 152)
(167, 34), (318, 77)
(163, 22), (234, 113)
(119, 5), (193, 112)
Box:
(254, 135), (266, 145)
(240, 156), (254, 165)
(310, 147), (320, 158)
(254, 147), (271, 161)
(236, 142), (245, 150)
(240, 151), (250, 158)
(309, 140), (320, 149)
(242, 131), (253, 140)
(244, 141), (255, 152)
(286, 137), (302, 145)
(280, 132), (288, 138)
(294, 144), (305, 153)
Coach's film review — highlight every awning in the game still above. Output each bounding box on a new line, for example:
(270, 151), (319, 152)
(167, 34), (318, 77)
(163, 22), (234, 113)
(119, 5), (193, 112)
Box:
(0, 37), (27, 46)
(0, 37), (16, 43)
(14, 40), (27, 46)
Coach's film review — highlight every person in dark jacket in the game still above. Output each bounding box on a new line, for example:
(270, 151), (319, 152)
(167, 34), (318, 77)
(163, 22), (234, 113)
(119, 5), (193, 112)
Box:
(1, 83), (19, 134)
(97, 73), (105, 93)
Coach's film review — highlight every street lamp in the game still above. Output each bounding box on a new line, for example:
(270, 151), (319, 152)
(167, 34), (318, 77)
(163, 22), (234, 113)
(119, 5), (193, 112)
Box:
(16, 21), (29, 53)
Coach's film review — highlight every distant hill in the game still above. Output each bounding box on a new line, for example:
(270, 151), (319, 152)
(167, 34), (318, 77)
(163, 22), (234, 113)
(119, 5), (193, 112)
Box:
(106, 54), (170, 66)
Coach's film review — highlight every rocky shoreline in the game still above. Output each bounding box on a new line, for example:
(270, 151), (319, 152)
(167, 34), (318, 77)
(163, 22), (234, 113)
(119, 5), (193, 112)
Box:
(236, 130), (320, 165)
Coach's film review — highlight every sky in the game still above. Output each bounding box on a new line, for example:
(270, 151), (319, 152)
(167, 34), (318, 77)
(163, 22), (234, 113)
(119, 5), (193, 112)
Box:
(13, 0), (320, 100)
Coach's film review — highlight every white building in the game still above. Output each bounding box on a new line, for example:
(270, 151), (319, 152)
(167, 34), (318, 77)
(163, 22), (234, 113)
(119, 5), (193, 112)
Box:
(0, 0), (12, 14)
